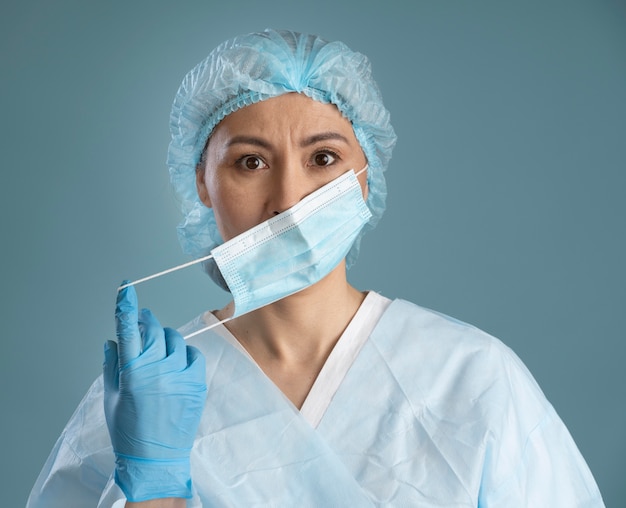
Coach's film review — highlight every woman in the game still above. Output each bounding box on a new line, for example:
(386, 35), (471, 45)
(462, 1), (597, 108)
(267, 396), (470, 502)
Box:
(28, 29), (604, 507)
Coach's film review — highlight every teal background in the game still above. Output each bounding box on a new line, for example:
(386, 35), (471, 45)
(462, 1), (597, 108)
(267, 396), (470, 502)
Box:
(2, 0), (624, 505)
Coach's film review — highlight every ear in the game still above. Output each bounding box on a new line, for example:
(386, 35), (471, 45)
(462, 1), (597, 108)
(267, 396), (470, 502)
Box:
(195, 165), (212, 208)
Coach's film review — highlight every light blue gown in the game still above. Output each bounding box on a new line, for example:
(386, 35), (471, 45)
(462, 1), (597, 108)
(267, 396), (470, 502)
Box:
(27, 294), (604, 507)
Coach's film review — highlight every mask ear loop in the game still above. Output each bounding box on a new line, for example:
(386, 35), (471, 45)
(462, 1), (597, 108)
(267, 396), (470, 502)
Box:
(117, 256), (233, 339)
(184, 314), (234, 339)
(117, 253), (215, 291)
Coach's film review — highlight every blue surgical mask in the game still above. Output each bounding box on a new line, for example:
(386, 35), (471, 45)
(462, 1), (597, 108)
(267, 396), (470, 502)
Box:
(212, 166), (371, 317)
(119, 166), (370, 337)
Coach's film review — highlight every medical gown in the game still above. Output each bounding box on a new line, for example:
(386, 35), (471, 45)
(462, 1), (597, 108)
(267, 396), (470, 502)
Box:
(27, 293), (604, 507)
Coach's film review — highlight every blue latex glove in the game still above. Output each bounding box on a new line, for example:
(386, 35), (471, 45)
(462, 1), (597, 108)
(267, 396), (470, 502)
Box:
(103, 283), (207, 502)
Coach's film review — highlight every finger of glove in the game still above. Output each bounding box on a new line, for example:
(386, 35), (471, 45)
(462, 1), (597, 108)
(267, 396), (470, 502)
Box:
(115, 282), (141, 368)
(137, 308), (167, 363)
(186, 345), (207, 382)
(103, 340), (119, 392)
(163, 327), (188, 371)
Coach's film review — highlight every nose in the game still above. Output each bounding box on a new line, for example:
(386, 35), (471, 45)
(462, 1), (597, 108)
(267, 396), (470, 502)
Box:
(267, 165), (311, 216)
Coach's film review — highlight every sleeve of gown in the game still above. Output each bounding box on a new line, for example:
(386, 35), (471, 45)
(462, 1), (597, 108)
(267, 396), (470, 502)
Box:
(26, 376), (116, 508)
(96, 478), (130, 508)
(478, 343), (605, 508)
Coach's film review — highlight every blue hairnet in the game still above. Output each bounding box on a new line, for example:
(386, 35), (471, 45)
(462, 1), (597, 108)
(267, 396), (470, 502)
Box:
(167, 29), (396, 279)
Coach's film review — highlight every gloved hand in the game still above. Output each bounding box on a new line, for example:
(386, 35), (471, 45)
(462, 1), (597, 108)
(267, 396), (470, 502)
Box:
(103, 282), (207, 502)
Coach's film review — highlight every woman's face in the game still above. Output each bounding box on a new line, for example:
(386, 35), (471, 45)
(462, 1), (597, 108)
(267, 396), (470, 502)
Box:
(196, 93), (368, 242)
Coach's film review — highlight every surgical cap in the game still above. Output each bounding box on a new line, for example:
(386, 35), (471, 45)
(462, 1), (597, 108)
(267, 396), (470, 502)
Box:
(167, 28), (396, 280)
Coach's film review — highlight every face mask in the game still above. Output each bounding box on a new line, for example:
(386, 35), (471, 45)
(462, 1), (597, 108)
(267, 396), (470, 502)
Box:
(120, 166), (371, 337)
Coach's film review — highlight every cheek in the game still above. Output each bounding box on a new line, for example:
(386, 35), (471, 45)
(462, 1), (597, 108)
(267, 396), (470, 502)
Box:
(209, 185), (261, 241)
(209, 194), (239, 240)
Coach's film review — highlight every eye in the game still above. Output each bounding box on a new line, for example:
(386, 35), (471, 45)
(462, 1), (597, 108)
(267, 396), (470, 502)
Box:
(238, 155), (268, 171)
(312, 151), (337, 167)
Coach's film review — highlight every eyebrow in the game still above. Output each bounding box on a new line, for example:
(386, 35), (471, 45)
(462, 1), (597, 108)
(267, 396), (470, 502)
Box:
(226, 135), (273, 149)
(225, 132), (350, 149)
(300, 132), (350, 147)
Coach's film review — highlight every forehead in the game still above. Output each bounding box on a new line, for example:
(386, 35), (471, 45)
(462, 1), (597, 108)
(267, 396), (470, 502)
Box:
(210, 93), (356, 143)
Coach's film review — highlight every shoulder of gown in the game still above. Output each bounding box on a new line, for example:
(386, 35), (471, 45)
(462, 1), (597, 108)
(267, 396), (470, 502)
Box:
(364, 298), (604, 507)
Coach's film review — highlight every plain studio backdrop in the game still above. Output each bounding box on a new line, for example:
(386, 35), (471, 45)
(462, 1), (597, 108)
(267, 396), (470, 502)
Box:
(1, 1), (624, 506)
